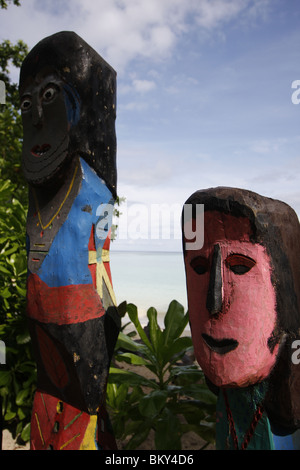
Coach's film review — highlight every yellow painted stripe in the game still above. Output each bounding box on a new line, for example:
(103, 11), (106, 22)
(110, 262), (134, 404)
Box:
(88, 248), (116, 306)
(96, 262), (117, 306)
(88, 249), (110, 264)
(35, 412), (45, 446)
(102, 249), (110, 262)
(60, 433), (81, 450)
(34, 161), (79, 230)
(79, 415), (98, 450)
(88, 251), (97, 264)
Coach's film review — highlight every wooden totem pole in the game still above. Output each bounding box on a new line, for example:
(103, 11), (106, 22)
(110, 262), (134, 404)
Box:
(182, 187), (300, 450)
(19, 31), (120, 450)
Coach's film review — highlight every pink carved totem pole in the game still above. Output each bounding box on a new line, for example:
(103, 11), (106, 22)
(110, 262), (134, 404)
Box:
(182, 187), (300, 450)
(19, 32), (120, 450)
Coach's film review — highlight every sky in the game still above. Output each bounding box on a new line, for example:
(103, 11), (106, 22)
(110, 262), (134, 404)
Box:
(1, 0), (300, 252)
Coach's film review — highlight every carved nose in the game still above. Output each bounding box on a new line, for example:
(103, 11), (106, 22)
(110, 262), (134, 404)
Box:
(32, 102), (43, 127)
(206, 244), (223, 316)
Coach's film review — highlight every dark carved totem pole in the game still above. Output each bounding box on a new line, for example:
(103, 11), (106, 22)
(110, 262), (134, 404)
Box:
(182, 187), (300, 450)
(19, 31), (120, 450)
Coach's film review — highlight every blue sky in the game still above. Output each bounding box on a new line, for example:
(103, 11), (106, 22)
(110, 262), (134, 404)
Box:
(1, 0), (300, 252)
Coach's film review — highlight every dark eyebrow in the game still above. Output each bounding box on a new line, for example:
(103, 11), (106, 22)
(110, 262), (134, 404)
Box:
(40, 81), (60, 92)
(21, 92), (32, 98)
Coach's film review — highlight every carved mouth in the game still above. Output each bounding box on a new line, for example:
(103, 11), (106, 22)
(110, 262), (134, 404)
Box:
(202, 333), (239, 355)
(31, 144), (51, 157)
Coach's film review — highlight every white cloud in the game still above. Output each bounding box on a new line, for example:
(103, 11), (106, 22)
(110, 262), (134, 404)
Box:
(192, 0), (271, 30)
(119, 100), (149, 112)
(0, 0), (273, 73)
(250, 139), (280, 154)
(132, 79), (156, 93)
(193, 0), (246, 29)
(70, 0), (183, 70)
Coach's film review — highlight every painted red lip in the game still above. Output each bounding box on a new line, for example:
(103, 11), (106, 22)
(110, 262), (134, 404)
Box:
(202, 333), (239, 355)
(31, 144), (51, 157)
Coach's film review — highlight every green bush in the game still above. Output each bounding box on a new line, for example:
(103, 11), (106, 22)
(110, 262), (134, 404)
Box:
(106, 300), (216, 450)
(0, 178), (36, 443)
(0, 23), (34, 444)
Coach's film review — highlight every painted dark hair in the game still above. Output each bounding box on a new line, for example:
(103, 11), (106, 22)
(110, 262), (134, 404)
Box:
(19, 31), (117, 198)
(182, 186), (300, 432)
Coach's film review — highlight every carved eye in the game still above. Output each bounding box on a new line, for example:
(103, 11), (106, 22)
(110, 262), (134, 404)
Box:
(226, 254), (256, 275)
(20, 96), (32, 112)
(190, 256), (209, 275)
(42, 85), (58, 103)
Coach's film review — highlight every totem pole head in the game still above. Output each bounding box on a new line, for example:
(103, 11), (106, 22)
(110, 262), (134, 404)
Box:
(182, 187), (300, 394)
(19, 31), (117, 197)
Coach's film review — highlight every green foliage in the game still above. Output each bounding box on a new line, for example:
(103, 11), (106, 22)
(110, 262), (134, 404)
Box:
(106, 300), (216, 450)
(0, 39), (28, 108)
(0, 179), (27, 318)
(0, 20), (34, 443)
(0, 316), (35, 443)
(111, 196), (126, 242)
(0, 40), (28, 199)
(0, 105), (26, 193)
(0, 0), (21, 9)
(0, 178), (36, 443)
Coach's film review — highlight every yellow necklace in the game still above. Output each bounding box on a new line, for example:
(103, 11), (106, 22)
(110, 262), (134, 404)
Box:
(33, 162), (79, 230)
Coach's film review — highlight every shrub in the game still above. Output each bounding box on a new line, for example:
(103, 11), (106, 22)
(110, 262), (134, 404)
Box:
(0, 178), (36, 443)
(106, 300), (216, 450)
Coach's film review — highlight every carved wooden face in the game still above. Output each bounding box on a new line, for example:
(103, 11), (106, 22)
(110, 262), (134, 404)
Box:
(184, 211), (280, 388)
(20, 68), (77, 186)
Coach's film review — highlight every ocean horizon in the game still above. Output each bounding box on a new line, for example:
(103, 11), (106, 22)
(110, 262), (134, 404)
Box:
(110, 249), (188, 328)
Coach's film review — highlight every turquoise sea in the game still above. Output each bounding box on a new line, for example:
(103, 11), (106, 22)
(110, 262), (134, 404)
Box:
(110, 250), (188, 327)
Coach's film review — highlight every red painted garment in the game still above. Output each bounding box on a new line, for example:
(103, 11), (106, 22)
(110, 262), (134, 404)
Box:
(26, 273), (105, 325)
(30, 390), (117, 450)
